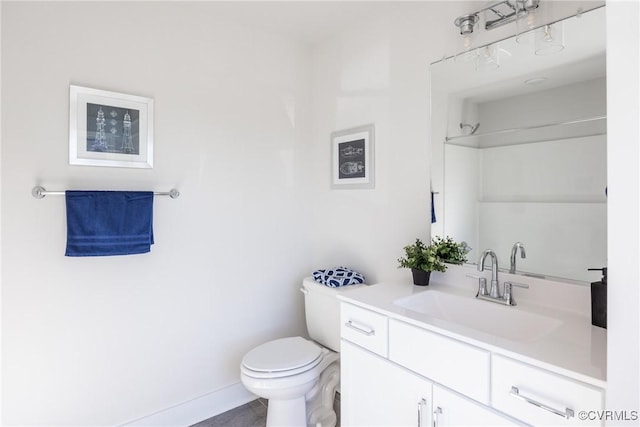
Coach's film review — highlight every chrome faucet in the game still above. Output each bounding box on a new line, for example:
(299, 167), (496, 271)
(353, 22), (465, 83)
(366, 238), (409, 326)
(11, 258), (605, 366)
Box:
(502, 281), (529, 306)
(478, 249), (500, 298)
(509, 242), (526, 274)
(473, 248), (529, 306)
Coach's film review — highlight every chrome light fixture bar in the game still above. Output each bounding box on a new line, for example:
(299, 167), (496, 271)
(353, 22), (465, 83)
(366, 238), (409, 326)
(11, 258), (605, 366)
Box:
(485, 1), (520, 30)
(454, 0), (540, 33)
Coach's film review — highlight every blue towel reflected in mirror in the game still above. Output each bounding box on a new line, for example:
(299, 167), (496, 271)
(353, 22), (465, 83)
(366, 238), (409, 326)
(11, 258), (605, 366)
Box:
(431, 191), (436, 224)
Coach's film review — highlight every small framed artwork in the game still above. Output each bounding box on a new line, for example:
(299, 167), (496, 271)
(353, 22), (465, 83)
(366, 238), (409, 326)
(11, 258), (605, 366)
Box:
(69, 85), (154, 168)
(331, 124), (375, 189)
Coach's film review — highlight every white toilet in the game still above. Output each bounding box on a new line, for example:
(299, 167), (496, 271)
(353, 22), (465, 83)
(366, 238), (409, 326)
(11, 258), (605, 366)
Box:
(240, 277), (364, 427)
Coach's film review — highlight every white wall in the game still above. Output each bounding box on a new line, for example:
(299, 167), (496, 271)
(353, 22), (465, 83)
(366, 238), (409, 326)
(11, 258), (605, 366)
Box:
(307, 1), (472, 284)
(475, 79), (607, 281)
(606, 0), (640, 420)
(0, 2), (3, 424)
(477, 77), (607, 147)
(441, 79), (608, 276)
(479, 135), (607, 281)
(443, 144), (480, 260)
(2, 3), (312, 425)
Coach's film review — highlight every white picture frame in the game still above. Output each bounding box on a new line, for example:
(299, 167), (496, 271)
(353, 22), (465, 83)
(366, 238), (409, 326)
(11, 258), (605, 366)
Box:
(69, 85), (154, 168)
(331, 124), (375, 189)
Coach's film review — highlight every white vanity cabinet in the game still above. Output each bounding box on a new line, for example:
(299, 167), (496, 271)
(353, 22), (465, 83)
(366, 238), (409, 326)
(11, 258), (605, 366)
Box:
(340, 302), (505, 426)
(340, 300), (605, 427)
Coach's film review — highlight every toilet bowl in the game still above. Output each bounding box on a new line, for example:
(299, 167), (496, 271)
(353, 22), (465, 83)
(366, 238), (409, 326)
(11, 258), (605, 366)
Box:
(240, 277), (365, 427)
(241, 336), (339, 427)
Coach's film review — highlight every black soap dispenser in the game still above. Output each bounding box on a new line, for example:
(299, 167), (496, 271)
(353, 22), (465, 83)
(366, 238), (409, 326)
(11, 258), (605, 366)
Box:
(588, 267), (607, 329)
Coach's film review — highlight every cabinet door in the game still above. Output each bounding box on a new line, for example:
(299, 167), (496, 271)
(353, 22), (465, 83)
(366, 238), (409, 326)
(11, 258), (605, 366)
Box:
(341, 340), (432, 427)
(432, 385), (523, 427)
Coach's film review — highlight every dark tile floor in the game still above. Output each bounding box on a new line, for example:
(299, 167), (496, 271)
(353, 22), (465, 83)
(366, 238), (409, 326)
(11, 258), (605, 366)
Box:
(191, 399), (268, 427)
(191, 393), (340, 427)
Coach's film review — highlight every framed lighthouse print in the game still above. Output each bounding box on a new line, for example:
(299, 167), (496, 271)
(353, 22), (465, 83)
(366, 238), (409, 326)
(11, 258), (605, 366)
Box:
(69, 85), (154, 168)
(331, 124), (375, 189)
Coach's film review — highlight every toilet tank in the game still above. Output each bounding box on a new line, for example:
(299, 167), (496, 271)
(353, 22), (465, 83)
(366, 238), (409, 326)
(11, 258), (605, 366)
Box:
(302, 276), (365, 352)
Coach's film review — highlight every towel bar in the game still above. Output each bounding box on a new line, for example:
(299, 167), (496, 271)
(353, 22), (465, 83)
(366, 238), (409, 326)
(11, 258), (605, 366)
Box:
(32, 186), (180, 199)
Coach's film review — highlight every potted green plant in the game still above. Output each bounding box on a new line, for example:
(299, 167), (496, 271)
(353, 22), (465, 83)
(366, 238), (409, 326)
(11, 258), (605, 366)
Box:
(397, 238), (444, 286)
(431, 235), (470, 265)
(397, 237), (469, 286)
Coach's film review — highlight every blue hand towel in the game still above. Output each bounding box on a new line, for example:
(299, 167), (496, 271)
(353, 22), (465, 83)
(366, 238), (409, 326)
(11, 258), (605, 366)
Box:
(65, 191), (154, 257)
(431, 191), (437, 224)
(312, 267), (365, 287)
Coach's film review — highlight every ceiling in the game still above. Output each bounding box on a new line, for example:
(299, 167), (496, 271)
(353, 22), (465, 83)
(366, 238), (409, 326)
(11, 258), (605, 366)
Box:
(206, 1), (398, 44)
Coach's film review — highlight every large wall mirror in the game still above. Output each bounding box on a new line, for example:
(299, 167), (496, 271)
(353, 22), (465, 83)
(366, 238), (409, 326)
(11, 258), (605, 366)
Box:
(431, 6), (606, 283)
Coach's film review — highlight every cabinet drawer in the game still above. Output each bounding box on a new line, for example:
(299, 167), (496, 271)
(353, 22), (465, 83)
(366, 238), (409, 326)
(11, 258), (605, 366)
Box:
(492, 354), (605, 426)
(389, 319), (490, 405)
(341, 303), (388, 357)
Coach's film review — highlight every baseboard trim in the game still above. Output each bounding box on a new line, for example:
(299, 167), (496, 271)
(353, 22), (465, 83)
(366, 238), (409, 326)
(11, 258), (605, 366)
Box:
(119, 382), (256, 427)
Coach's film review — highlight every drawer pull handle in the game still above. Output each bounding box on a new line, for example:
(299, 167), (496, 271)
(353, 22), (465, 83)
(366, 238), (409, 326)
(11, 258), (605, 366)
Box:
(345, 320), (375, 336)
(417, 398), (427, 427)
(510, 386), (575, 419)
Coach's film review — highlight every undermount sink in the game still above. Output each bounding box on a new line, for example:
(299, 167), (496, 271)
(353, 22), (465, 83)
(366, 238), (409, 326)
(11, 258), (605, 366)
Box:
(393, 290), (562, 342)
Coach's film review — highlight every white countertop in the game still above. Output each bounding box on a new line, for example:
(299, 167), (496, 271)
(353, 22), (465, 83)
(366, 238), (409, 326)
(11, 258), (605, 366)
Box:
(338, 276), (607, 389)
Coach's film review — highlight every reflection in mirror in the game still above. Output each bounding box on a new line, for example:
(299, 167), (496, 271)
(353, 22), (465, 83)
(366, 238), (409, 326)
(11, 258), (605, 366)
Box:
(431, 7), (606, 283)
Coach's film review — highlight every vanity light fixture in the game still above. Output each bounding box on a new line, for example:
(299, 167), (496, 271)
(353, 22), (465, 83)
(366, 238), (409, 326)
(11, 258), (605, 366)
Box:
(454, 14), (479, 35)
(453, 0), (540, 36)
(515, 0), (540, 37)
(454, 0), (567, 64)
(454, 13), (479, 56)
(453, 0), (542, 63)
(517, 0), (540, 11)
(515, 0), (566, 54)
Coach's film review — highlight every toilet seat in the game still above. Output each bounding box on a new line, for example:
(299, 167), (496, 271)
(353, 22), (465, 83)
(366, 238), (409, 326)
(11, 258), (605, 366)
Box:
(241, 337), (323, 379)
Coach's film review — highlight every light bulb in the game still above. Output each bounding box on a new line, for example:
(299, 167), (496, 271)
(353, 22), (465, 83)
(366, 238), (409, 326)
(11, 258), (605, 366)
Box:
(535, 23), (564, 55)
(463, 35), (472, 50)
